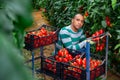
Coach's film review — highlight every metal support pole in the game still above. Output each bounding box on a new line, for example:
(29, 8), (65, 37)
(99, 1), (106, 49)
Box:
(86, 42), (90, 80)
(105, 34), (109, 79)
(31, 51), (34, 77)
(40, 46), (43, 56)
(54, 43), (57, 54)
(40, 46), (44, 72)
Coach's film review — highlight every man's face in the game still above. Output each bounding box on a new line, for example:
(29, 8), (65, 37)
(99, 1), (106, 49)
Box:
(71, 14), (84, 31)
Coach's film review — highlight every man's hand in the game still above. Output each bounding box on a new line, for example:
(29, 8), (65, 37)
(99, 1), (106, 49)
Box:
(85, 40), (95, 44)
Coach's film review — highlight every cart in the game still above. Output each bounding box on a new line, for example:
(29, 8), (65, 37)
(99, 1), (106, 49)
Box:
(24, 25), (110, 80)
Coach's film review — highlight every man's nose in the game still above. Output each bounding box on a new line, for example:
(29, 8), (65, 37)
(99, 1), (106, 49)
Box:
(78, 21), (81, 24)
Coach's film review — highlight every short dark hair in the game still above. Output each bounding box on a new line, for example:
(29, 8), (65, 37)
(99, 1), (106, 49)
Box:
(73, 13), (84, 19)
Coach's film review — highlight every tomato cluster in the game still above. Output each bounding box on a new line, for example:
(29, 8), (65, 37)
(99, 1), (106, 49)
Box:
(84, 11), (89, 18)
(92, 29), (104, 42)
(92, 29), (106, 52)
(43, 48), (105, 80)
(70, 56), (102, 71)
(105, 16), (111, 27)
(55, 48), (73, 62)
(27, 27), (55, 37)
(63, 54), (103, 80)
(43, 48), (74, 74)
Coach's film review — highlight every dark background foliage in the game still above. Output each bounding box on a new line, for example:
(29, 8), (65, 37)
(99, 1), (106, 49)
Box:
(34, 0), (120, 73)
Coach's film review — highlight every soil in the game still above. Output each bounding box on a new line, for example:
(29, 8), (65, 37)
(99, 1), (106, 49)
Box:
(23, 10), (120, 80)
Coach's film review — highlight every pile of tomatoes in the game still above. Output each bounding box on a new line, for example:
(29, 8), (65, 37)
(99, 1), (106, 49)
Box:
(54, 48), (73, 62)
(26, 27), (55, 37)
(63, 54), (103, 80)
(70, 56), (102, 71)
(25, 27), (57, 49)
(44, 48), (74, 75)
(43, 48), (104, 80)
(92, 29), (106, 52)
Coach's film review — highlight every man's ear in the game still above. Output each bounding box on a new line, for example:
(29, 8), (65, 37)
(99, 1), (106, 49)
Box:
(72, 19), (74, 23)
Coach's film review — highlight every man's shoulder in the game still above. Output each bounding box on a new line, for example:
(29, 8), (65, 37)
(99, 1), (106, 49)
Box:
(59, 26), (71, 34)
(61, 25), (70, 30)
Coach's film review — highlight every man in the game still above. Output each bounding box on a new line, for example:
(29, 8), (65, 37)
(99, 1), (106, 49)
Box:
(55, 13), (88, 54)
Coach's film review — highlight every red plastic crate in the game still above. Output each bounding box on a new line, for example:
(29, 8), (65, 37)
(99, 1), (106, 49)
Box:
(24, 24), (59, 50)
(61, 54), (105, 80)
(40, 56), (63, 78)
(40, 49), (85, 79)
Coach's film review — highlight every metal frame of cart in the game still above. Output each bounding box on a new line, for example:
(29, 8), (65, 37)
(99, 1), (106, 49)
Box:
(25, 31), (110, 80)
(85, 32), (110, 80)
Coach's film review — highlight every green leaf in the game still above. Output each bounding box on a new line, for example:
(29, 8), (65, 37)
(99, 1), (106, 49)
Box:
(101, 20), (107, 28)
(116, 30), (120, 34)
(0, 11), (14, 31)
(0, 0), (34, 80)
(105, 8), (111, 14)
(0, 33), (33, 80)
(117, 35), (120, 39)
(114, 44), (120, 50)
(118, 16), (120, 19)
(85, 18), (90, 23)
(111, 0), (117, 10)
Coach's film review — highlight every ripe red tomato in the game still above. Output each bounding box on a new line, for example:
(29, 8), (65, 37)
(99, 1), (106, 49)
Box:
(92, 33), (95, 37)
(96, 46), (100, 51)
(45, 59), (51, 63)
(95, 37), (100, 41)
(95, 31), (99, 36)
(71, 62), (78, 66)
(58, 48), (69, 57)
(82, 58), (86, 65)
(58, 51), (64, 57)
(76, 58), (82, 66)
(94, 61), (98, 68)
(66, 54), (73, 60)
(99, 29), (104, 34)
(84, 11), (89, 17)
(106, 21), (111, 26)
(57, 57), (63, 62)
(101, 43), (105, 48)
(40, 27), (47, 35)
(102, 36), (106, 43)
(46, 64), (52, 69)
(99, 46), (103, 51)
(83, 64), (86, 69)
(96, 43), (100, 51)
(63, 58), (68, 62)
(96, 60), (102, 66)
(55, 55), (59, 60)
(49, 31), (55, 35)
(75, 54), (81, 59)
(92, 33), (100, 41)
(90, 64), (95, 70)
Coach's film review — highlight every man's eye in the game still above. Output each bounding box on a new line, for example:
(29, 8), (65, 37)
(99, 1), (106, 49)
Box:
(76, 19), (80, 21)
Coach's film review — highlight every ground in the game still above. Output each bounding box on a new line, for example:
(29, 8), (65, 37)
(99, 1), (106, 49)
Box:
(23, 10), (120, 80)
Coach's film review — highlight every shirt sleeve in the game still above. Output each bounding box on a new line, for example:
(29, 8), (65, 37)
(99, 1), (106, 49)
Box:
(79, 30), (86, 42)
